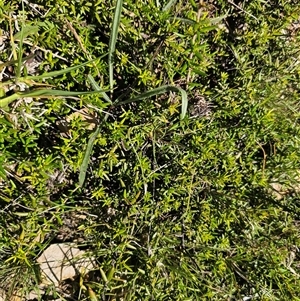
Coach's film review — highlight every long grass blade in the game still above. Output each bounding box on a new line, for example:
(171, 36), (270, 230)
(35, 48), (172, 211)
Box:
(87, 74), (112, 104)
(79, 76), (110, 187)
(0, 88), (108, 108)
(16, 1), (26, 78)
(162, 0), (178, 11)
(108, 0), (123, 94)
(78, 125), (101, 187)
(115, 85), (188, 119)
(0, 53), (36, 71)
(22, 54), (107, 80)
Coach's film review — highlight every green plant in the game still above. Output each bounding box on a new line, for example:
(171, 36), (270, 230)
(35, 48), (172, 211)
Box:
(1, 0), (300, 300)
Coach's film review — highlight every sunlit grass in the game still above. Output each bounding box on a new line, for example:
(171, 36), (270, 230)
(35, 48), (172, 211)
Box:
(0, 0), (300, 300)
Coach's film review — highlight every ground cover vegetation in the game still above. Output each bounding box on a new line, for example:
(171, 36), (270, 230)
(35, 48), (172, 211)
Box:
(0, 0), (300, 300)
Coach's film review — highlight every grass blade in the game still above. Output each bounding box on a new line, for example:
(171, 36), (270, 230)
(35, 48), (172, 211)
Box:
(162, 0), (178, 11)
(79, 76), (110, 187)
(23, 54), (107, 81)
(0, 53), (37, 73)
(14, 25), (39, 40)
(16, 1), (26, 78)
(108, 0), (123, 94)
(116, 85), (188, 119)
(79, 125), (101, 188)
(0, 88), (109, 108)
(87, 74), (112, 104)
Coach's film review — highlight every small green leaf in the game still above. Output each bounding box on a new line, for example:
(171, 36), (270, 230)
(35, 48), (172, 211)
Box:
(14, 25), (39, 40)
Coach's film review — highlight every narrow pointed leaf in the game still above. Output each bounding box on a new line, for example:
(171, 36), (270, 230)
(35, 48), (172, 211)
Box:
(16, 5), (25, 78)
(79, 126), (101, 188)
(162, 0), (178, 11)
(23, 53), (107, 80)
(0, 88), (108, 108)
(115, 85), (188, 119)
(79, 76), (109, 187)
(79, 1), (123, 187)
(14, 25), (39, 40)
(0, 53), (36, 70)
(87, 74), (112, 104)
(108, 0), (123, 93)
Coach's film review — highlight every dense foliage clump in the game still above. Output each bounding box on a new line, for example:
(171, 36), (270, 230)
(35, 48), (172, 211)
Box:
(1, 0), (300, 300)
